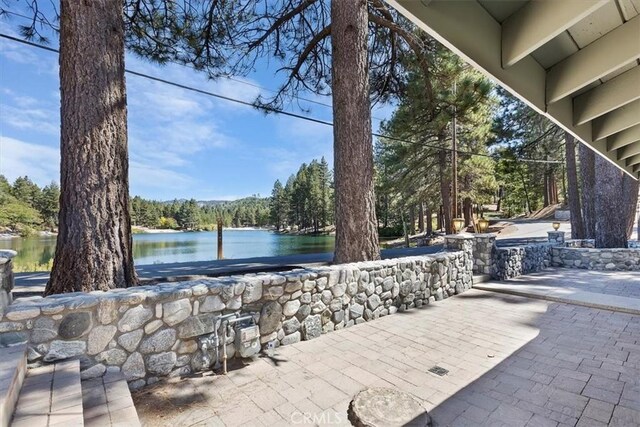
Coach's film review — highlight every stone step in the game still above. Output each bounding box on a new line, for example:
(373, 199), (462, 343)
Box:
(0, 343), (28, 427)
(472, 274), (492, 284)
(82, 373), (140, 427)
(474, 282), (640, 315)
(11, 359), (84, 427)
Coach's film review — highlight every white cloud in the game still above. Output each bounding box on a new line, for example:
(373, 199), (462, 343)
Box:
(0, 87), (59, 135)
(0, 24), (59, 75)
(0, 102), (59, 135)
(129, 160), (196, 193)
(0, 136), (204, 196)
(0, 136), (59, 185)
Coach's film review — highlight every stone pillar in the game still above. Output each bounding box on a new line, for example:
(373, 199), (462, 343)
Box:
(547, 231), (565, 245)
(0, 250), (17, 315)
(444, 234), (474, 290)
(472, 234), (496, 275)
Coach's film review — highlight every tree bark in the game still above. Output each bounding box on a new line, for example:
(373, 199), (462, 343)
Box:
(579, 143), (596, 239)
(622, 174), (639, 239)
(418, 203), (424, 233)
(565, 133), (584, 239)
(439, 146), (452, 234)
(46, 0), (137, 294)
(425, 206), (432, 235)
(331, 0), (380, 263)
(543, 169), (550, 207)
(594, 155), (631, 248)
(463, 197), (472, 227)
(409, 206), (416, 235)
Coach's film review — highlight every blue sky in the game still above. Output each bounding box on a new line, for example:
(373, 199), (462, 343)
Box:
(0, 14), (393, 201)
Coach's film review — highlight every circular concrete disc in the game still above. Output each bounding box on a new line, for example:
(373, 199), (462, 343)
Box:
(348, 387), (431, 427)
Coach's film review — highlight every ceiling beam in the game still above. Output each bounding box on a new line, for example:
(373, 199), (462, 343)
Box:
(592, 99), (640, 141)
(388, 0), (638, 180)
(617, 142), (640, 160)
(634, 164), (640, 173)
(573, 66), (640, 126)
(502, 0), (607, 68)
(546, 15), (640, 104)
(625, 154), (640, 166)
(608, 124), (640, 150)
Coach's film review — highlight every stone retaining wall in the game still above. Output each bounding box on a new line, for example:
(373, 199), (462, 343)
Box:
(551, 240), (640, 271)
(0, 251), (472, 389)
(0, 250), (16, 315)
(492, 244), (553, 280)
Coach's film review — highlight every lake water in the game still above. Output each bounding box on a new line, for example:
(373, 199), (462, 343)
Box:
(0, 230), (335, 272)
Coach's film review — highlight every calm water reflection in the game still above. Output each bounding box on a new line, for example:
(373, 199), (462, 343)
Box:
(0, 230), (335, 271)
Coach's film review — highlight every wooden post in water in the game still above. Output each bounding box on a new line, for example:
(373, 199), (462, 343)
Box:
(217, 218), (223, 260)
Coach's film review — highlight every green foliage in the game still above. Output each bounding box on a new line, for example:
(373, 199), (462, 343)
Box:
(13, 258), (53, 273)
(375, 45), (497, 230)
(489, 87), (565, 214)
(157, 216), (179, 229)
(0, 199), (42, 230)
(270, 157), (333, 233)
(0, 175), (45, 231)
(38, 183), (60, 228)
(0, 175), (272, 233)
(130, 196), (270, 230)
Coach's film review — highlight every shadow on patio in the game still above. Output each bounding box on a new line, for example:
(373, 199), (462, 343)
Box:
(132, 288), (639, 426)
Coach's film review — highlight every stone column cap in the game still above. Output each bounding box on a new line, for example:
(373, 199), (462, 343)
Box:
(0, 250), (17, 264)
(473, 233), (497, 238)
(444, 234), (474, 240)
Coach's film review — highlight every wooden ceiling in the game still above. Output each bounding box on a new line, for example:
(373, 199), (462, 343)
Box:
(388, 0), (640, 179)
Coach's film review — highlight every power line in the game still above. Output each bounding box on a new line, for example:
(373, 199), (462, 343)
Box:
(0, 9), (387, 122)
(0, 32), (563, 164)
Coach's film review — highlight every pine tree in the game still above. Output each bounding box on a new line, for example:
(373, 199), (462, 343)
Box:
(46, 0), (137, 294)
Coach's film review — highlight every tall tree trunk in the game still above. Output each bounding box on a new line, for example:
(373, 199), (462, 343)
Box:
(439, 146), (452, 233)
(46, 0), (136, 294)
(579, 143), (596, 239)
(550, 173), (558, 205)
(425, 206), (433, 235)
(518, 170), (532, 214)
(383, 193), (389, 228)
(409, 206), (416, 235)
(418, 203), (425, 233)
(594, 155), (631, 248)
(623, 174), (639, 239)
(463, 197), (472, 227)
(331, 0), (380, 263)
(565, 133), (584, 239)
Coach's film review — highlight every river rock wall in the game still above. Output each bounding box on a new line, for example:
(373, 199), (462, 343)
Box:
(492, 244), (553, 280)
(551, 240), (640, 271)
(0, 250), (16, 316)
(0, 251), (472, 389)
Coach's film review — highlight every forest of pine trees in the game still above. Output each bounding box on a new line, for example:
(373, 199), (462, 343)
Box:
(0, 175), (60, 236)
(0, 175), (271, 234)
(270, 158), (333, 233)
(0, 158), (334, 235)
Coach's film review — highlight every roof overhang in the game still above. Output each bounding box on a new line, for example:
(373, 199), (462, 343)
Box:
(387, 0), (640, 179)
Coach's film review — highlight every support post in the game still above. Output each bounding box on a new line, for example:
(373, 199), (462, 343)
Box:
(217, 219), (223, 260)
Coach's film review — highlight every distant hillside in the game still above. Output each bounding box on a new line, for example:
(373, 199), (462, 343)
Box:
(161, 196), (269, 207)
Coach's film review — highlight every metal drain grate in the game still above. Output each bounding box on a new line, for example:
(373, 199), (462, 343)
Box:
(428, 365), (449, 376)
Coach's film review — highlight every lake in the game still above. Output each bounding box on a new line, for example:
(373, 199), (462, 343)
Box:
(0, 230), (335, 272)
